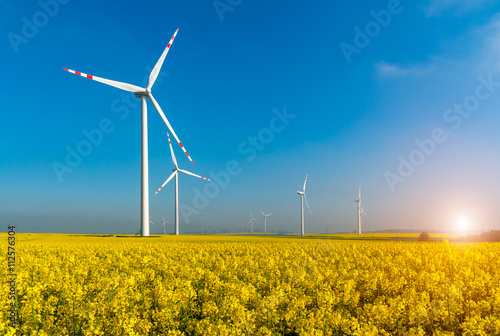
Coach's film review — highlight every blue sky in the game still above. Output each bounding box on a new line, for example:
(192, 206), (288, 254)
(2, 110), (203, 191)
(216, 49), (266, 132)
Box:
(2, 0), (500, 234)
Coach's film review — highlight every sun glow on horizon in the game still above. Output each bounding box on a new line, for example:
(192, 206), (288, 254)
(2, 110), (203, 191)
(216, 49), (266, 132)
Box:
(457, 217), (470, 232)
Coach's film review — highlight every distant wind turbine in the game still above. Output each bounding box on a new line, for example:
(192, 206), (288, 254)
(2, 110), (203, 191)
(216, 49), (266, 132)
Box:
(154, 132), (211, 235)
(355, 184), (365, 235)
(161, 216), (171, 235)
(260, 209), (273, 234)
(150, 219), (165, 235)
(297, 174), (312, 237)
(249, 211), (258, 233)
(64, 29), (193, 237)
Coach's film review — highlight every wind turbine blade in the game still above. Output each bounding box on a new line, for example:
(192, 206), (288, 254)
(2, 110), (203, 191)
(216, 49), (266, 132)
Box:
(166, 132), (178, 169)
(149, 220), (157, 226)
(303, 173), (308, 192)
(63, 68), (144, 93)
(154, 171), (177, 195)
(304, 194), (312, 215)
(148, 93), (194, 165)
(359, 184), (361, 201)
(148, 29), (179, 90)
(250, 210), (252, 218)
(178, 169), (211, 181)
(260, 209), (265, 216)
(268, 213), (273, 216)
(249, 218), (253, 224)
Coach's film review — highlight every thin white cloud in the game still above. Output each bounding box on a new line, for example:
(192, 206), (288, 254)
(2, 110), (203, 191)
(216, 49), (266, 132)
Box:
(377, 14), (500, 78)
(376, 61), (437, 77)
(471, 14), (500, 73)
(424, 0), (494, 17)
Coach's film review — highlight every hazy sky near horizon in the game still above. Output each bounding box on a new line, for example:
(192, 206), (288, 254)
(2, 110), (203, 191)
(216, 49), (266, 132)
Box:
(2, 0), (500, 234)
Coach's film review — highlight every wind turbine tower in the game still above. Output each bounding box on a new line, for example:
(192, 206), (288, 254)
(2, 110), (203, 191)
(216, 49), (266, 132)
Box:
(154, 132), (211, 235)
(297, 174), (312, 236)
(260, 209), (273, 234)
(161, 216), (171, 235)
(249, 211), (258, 233)
(355, 184), (365, 235)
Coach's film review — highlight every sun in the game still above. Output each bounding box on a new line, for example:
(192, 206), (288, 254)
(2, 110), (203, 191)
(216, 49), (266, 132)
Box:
(457, 218), (469, 232)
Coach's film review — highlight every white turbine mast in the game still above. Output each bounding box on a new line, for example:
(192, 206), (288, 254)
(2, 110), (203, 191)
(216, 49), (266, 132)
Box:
(154, 132), (211, 235)
(260, 209), (273, 234)
(64, 29), (192, 237)
(355, 184), (365, 235)
(249, 211), (258, 234)
(297, 173), (312, 237)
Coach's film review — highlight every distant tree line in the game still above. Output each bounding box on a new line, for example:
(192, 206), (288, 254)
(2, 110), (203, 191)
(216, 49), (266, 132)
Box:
(454, 231), (500, 242)
(418, 231), (500, 242)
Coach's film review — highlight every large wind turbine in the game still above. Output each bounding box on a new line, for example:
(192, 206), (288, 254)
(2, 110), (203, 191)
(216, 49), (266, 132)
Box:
(249, 211), (258, 233)
(154, 132), (211, 235)
(297, 174), (312, 237)
(260, 209), (273, 234)
(64, 29), (192, 237)
(355, 184), (365, 235)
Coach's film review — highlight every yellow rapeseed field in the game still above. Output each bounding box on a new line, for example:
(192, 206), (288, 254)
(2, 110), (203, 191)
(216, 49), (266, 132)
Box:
(1, 234), (499, 335)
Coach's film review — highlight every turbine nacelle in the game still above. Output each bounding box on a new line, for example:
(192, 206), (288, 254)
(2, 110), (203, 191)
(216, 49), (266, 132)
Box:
(134, 91), (148, 98)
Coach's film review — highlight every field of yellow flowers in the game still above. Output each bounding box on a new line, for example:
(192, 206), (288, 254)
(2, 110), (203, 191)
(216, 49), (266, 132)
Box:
(2, 234), (500, 335)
